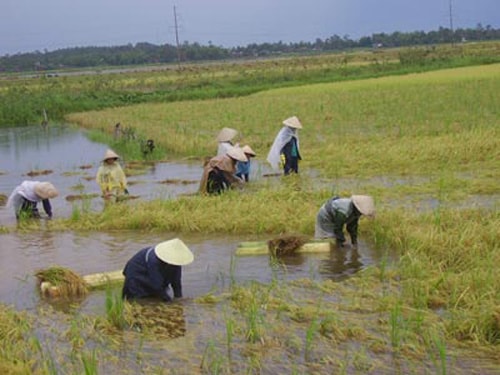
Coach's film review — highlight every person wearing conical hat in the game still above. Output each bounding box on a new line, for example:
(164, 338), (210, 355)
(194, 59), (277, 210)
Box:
(96, 149), (128, 202)
(315, 195), (375, 249)
(216, 127), (238, 157)
(199, 145), (247, 195)
(235, 145), (257, 182)
(122, 238), (194, 302)
(7, 180), (59, 220)
(267, 116), (302, 175)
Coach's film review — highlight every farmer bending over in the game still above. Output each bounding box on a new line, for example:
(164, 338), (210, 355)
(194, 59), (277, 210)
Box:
(7, 180), (59, 220)
(315, 195), (375, 249)
(122, 238), (194, 302)
(199, 146), (247, 195)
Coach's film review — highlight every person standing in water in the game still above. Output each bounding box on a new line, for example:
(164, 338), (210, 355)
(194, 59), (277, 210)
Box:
(267, 116), (302, 175)
(96, 149), (129, 202)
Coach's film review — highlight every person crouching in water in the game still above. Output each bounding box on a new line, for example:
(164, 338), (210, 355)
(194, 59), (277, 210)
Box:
(122, 238), (194, 302)
(199, 146), (247, 195)
(7, 181), (59, 220)
(96, 149), (129, 202)
(235, 145), (257, 182)
(315, 195), (375, 249)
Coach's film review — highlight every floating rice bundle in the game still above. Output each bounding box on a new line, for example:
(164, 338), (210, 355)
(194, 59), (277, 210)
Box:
(26, 169), (53, 177)
(116, 194), (140, 202)
(267, 234), (309, 256)
(159, 179), (197, 185)
(65, 193), (100, 202)
(36, 266), (89, 298)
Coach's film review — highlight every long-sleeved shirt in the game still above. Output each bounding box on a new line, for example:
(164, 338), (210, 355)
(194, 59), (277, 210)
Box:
(122, 247), (182, 301)
(315, 198), (360, 244)
(7, 180), (53, 218)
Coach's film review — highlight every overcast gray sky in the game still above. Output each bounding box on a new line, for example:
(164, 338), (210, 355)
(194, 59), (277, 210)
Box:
(1, 0), (498, 56)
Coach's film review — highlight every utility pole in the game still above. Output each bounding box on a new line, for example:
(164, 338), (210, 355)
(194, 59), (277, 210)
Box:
(449, 0), (455, 46)
(173, 5), (182, 66)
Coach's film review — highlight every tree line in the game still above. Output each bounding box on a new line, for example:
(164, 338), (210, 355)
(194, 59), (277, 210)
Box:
(1, 24), (498, 73)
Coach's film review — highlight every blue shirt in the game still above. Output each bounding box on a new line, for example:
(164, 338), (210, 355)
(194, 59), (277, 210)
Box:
(122, 247), (182, 301)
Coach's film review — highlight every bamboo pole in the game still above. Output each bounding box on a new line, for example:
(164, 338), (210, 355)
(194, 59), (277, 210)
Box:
(83, 270), (124, 288)
(235, 240), (333, 256)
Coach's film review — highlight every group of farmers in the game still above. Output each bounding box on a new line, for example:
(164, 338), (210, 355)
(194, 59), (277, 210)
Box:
(7, 115), (375, 303)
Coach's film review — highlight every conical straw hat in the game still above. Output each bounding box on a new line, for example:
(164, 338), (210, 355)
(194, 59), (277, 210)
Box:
(216, 127), (238, 142)
(351, 195), (375, 217)
(103, 149), (120, 161)
(227, 146), (248, 162)
(34, 182), (59, 199)
(282, 116), (302, 129)
(154, 238), (194, 266)
(242, 145), (256, 157)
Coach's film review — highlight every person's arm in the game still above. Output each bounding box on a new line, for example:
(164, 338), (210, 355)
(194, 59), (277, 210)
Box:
(223, 170), (244, 188)
(42, 199), (52, 218)
(346, 217), (359, 246)
(170, 267), (183, 299)
(333, 212), (347, 245)
(118, 166), (128, 191)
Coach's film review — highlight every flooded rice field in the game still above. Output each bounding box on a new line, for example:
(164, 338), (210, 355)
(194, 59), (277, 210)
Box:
(1, 125), (498, 374)
(0, 126), (378, 309)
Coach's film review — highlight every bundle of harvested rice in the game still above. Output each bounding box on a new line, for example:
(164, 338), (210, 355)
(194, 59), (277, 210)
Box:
(36, 266), (88, 298)
(267, 234), (309, 257)
(126, 302), (186, 338)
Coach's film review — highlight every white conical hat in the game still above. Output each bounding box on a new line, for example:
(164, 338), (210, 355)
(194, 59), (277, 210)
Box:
(242, 145), (256, 157)
(226, 146), (248, 162)
(103, 149), (120, 161)
(154, 238), (194, 266)
(34, 182), (59, 199)
(216, 127), (238, 142)
(282, 116), (302, 129)
(351, 195), (375, 217)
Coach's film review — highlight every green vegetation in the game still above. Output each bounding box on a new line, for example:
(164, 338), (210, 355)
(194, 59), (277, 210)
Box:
(1, 24), (498, 72)
(1, 42), (499, 126)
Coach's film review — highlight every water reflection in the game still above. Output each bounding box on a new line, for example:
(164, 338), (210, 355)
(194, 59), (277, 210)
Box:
(0, 230), (384, 313)
(0, 125), (204, 225)
(319, 245), (365, 281)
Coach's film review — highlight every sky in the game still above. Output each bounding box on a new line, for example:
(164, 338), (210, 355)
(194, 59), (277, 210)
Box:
(1, 0), (498, 56)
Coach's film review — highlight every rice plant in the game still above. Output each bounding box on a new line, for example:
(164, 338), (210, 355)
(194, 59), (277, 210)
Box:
(105, 287), (127, 330)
